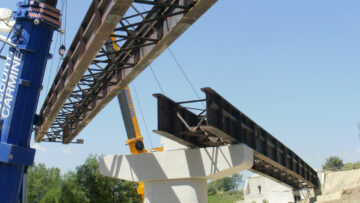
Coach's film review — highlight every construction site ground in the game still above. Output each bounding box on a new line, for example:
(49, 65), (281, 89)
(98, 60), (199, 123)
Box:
(301, 168), (360, 203)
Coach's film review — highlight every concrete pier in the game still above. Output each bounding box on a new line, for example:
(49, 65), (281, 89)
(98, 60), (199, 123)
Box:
(100, 137), (253, 203)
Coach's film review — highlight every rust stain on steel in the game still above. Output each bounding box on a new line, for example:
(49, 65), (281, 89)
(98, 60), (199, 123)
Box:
(35, 0), (134, 142)
(62, 0), (218, 143)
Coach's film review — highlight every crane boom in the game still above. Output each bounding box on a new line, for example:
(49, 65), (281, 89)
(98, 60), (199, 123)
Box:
(117, 86), (147, 200)
(111, 35), (148, 200)
(118, 86), (140, 140)
(117, 86), (146, 154)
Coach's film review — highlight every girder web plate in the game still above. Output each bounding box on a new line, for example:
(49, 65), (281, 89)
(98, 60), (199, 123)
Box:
(35, 0), (217, 143)
(153, 87), (319, 189)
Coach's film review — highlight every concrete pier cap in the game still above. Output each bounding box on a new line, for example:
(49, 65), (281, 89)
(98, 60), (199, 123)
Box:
(100, 137), (253, 203)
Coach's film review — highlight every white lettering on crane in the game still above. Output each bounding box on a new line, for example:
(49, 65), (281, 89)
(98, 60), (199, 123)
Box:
(0, 50), (21, 119)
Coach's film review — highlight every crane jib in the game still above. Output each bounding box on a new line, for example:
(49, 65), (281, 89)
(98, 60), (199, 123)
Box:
(124, 88), (135, 118)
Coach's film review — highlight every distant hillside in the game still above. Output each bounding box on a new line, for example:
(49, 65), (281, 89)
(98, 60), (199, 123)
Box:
(341, 161), (360, 171)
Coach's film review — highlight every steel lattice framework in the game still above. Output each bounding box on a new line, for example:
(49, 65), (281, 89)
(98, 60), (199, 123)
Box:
(35, 0), (217, 143)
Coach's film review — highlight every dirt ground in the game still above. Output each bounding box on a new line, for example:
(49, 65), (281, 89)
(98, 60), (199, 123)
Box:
(314, 168), (360, 203)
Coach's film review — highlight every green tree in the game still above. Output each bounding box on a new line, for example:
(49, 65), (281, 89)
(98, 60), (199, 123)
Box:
(228, 174), (242, 192)
(75, 154), (141, 203)
(208, 173), (243, 194)
(27, 155), (141, 202)
(208, 181), (217, 195)
(40, 187), (61, 203)
(60, 171), (87, 203)
(27, 163), (62, 203)
(323, 156), (344, 170)
(216, 177), (234, 192)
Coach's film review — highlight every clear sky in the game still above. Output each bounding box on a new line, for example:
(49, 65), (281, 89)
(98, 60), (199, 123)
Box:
(1, 0), (360, 175)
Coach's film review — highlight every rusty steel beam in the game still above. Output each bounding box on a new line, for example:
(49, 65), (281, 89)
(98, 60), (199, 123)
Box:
(153, 88), (319, 189)
(202, 87), (319, 189)
(36, 0), (218, 144)
(59, 0), (217, 144)
(60, 0), (217, 144)
(35, 0), (134, 142)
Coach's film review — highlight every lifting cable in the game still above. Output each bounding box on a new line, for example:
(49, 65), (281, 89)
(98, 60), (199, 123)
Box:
(149, 65), (165, 94)
(59, 0), (67, 50)
(136, 4), (165, 94)
(137, 4), (202, 101)
(45, 32), (59, 96)
(131, 83), (154, 149)
(167, 47), (204, 107)
(45, 0), (67, 96)
(119, 8), (158, 148)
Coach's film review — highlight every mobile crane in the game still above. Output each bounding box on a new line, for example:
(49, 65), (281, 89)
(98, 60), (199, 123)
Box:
(0, 1), (153, 201)
(116, 85), (158, 201)
(110, 37), (162, 201)
(0, 0), (60, 202)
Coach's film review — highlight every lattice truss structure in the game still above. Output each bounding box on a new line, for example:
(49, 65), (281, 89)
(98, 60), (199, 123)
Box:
(38, 0), (203, 143)
(252, 157), (311, 189)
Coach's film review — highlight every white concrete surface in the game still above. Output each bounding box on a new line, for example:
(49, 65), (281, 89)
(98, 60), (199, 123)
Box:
(100, 143), (253, 182)
(100, 143), (253, 202)
(244, 175), (315, 203)
(160, 136), (188, 151)
(144, 179), (207, 203)
(244, 175), (294, 203)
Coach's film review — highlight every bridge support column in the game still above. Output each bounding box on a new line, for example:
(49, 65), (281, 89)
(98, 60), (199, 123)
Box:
(144, 179), (207, 203)
(100, 137), (254, 203)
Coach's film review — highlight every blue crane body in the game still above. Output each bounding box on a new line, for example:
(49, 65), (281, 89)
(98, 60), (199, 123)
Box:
(0, 0), (60, 201)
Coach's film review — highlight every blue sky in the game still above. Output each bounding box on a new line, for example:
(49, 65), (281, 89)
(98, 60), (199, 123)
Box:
(1, 0), (360, 175)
